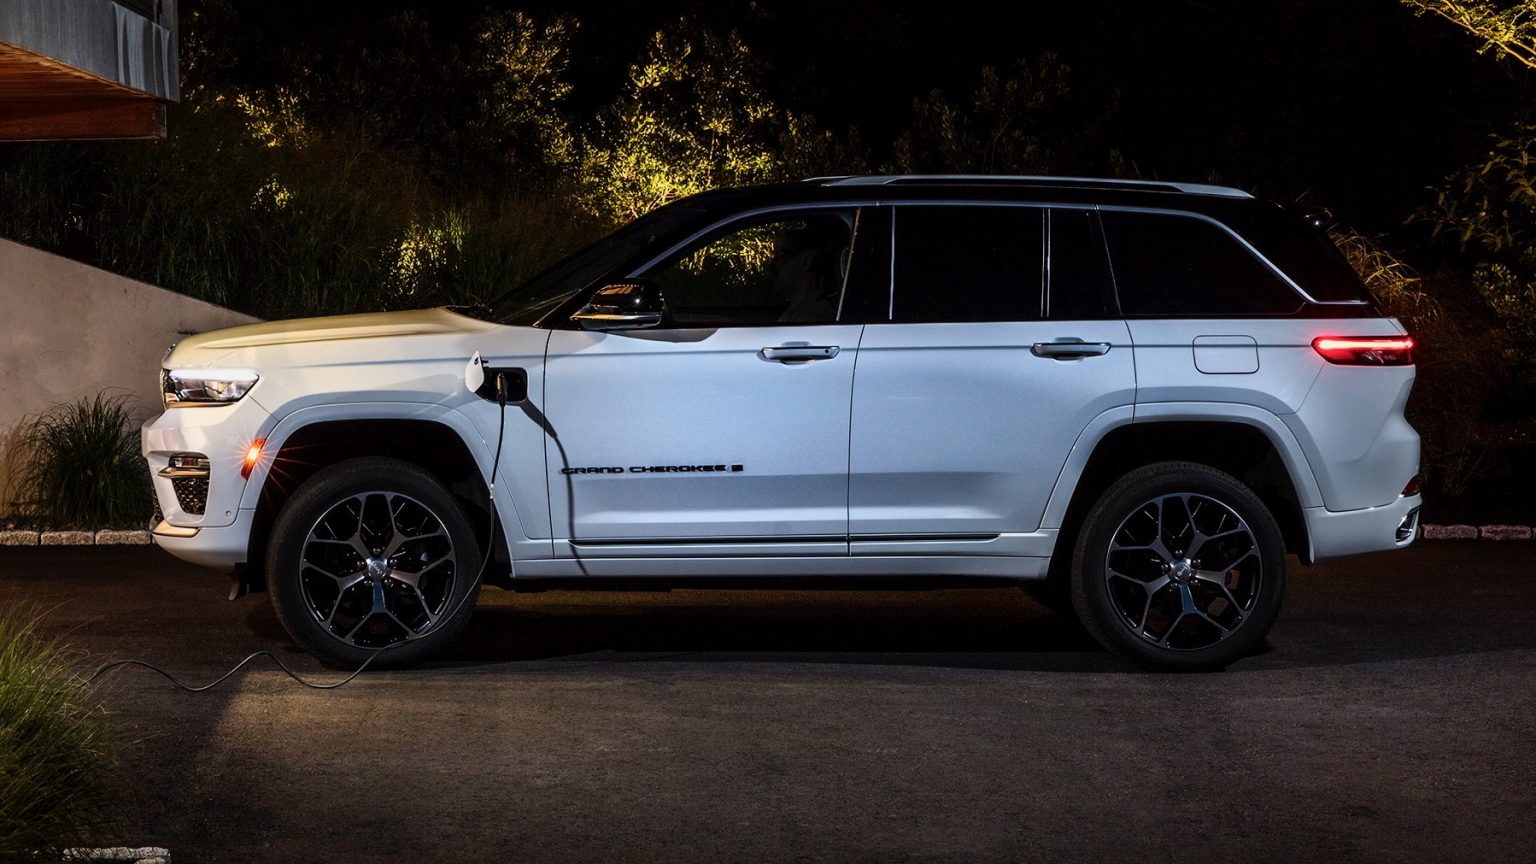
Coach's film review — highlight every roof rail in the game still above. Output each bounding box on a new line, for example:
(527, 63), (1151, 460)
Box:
(819, 174), (1253, 199)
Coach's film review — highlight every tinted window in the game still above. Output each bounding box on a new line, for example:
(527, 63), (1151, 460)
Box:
(490, 204), (705, 325)
(1228, 205), (1376, 304)
(639, 209), (858, 326)
(1047, 209), (1117, 320)
(1101, 211), (1303, 316)
(893, 206), (1043, 323)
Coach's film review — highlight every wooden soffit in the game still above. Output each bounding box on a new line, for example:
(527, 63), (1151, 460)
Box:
(0, 40), (165, 140)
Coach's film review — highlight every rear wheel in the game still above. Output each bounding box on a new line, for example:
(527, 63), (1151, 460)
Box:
(266, 457), (481, 669)
(1070, 461), (1285, 671)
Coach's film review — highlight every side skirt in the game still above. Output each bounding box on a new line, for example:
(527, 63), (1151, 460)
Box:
(512, 554), (1050, 580)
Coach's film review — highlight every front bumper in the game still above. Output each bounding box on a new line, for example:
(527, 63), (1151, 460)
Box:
(143, 397), (272, 569)
(149, 508), (257, 568)
(1304, 493), (1422, 563)
(141, 397), (271, 530)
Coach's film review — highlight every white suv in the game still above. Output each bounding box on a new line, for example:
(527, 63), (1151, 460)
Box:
(143, 175), (1421, 670)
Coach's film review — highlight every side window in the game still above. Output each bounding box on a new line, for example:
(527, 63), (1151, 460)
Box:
(892, 206), (1044, 323)
(1047, 209), (1117, 320)
(638, 209), (858, 327)
(1100, 211), (1303, 316)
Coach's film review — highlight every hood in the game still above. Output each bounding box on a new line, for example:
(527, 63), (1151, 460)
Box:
(167, 308), (498, 365)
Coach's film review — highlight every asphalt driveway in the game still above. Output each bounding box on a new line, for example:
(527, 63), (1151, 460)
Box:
(1, 543), (1533, 863)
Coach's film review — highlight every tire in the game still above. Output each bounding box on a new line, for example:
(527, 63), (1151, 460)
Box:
(1070, 461), (1285, 671)
(266, 457), (482, 669)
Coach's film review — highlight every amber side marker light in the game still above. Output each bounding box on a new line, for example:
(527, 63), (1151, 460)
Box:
(1312, 336), (1415, 366)
(241, 439), (265, 479)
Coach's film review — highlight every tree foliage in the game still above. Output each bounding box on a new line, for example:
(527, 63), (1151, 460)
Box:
(1402, 0), (1536, 69)
(474, 11), (580, 174)
(577, 20), (781, 220)
(893, 55), (1073, 174)
(1420, 129), (1536, 372)
(1405, 2), (1536, 381)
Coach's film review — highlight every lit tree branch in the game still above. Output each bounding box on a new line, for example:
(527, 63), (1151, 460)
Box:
(1402, 0), (1536, 70)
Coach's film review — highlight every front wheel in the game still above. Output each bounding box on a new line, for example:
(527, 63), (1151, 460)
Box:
(1070, 462), (1286, 671)
(266, 457), (482, 669)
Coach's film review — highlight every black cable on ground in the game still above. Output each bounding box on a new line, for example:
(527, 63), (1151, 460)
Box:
(89, 373), (511, 693)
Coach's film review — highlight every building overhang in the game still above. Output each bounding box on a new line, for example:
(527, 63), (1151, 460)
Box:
(0, 0), (178, 141)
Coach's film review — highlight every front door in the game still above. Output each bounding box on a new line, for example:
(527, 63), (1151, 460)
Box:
(542, 206), (878, 557)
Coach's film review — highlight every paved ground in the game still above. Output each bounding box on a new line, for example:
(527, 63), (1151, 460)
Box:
(0, 543), (1533, 863)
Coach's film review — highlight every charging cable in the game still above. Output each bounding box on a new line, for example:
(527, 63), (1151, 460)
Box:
(90, 369), (511, 692)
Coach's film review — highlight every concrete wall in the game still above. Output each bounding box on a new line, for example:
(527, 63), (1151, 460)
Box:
(0, 237), (256, 509)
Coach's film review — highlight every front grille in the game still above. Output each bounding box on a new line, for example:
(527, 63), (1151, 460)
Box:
(172, 477), (208, 515)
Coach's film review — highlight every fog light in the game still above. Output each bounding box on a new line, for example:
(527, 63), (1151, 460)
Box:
(241, 439), (265, 479)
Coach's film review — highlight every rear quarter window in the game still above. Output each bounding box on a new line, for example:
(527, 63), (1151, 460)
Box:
(1100, 210), (1304, 317)
(1228, 205), (1378, 305)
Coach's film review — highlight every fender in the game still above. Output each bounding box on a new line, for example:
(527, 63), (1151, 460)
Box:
(236, 400), (549, 561)
(1039, 402), (1325, 531)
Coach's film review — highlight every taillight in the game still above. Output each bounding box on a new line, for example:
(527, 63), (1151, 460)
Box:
(1311, 336), (1414, 366)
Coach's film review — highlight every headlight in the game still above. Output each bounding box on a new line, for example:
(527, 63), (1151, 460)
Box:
(162, 368), (260, 406)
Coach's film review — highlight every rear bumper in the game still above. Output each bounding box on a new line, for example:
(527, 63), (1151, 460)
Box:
(1304, 494), (1421, 563)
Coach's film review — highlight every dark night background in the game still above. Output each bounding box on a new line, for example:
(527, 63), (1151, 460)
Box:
(188, 0), (1536, 231)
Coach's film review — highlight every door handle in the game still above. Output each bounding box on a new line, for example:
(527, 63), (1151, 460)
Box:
(760, 346), (840, 363)
(1031, 341), (1112, 360)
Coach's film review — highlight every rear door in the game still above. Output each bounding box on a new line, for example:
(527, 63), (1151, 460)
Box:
(847, 205), (1135, 558)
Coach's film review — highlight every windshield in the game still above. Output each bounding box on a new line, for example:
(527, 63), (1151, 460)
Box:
(482, 204), (707, 326)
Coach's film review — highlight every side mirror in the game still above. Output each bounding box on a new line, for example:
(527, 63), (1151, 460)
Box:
(571, 280), (666, 331)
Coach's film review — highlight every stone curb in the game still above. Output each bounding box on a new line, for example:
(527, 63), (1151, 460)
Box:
(63, 847), (170, 864)
(1421, 524), (1533, 541)
(95, 529), (154, 545)
(0, 530), (40, 546)
(0, 529), (154, 546)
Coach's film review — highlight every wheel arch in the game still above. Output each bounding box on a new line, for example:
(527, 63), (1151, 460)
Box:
(243, 410), (510, 587)
(1043, 406), (1322, 570)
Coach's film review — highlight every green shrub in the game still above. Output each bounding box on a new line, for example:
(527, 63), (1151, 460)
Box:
(15, 394), (151, 529)
(0, 610), (117, 862)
